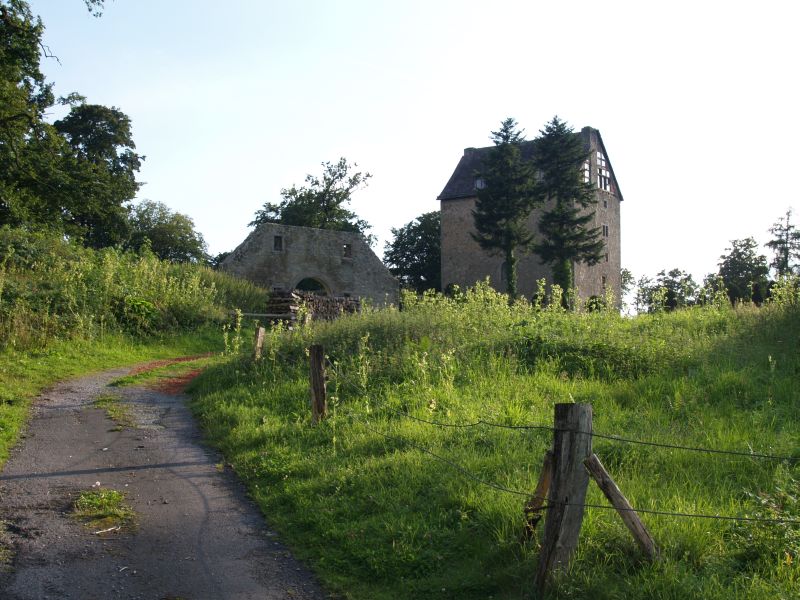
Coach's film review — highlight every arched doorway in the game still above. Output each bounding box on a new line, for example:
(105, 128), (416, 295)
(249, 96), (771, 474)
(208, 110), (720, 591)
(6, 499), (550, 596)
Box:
(295, 277), (329, 295)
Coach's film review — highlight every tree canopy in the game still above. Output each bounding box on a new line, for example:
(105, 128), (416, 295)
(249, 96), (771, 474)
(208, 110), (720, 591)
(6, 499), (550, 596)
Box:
(471, 118), (539, 299)
(717, 237), (770, 304)
(383, 211), (441, 292)
(532, 116), (604, 302)
(635, 268), (699, 313)
(126, 200), (207, 263)
(250, 157), (373, 242)
(0, 0), (142, 248)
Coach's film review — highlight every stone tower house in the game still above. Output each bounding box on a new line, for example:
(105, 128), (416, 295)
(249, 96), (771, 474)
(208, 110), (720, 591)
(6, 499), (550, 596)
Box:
(438, 126), (622, 302)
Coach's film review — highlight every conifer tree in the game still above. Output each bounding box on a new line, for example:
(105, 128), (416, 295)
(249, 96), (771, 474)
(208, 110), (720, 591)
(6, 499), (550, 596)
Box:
(766, 209), (800, 277)
(471, 118), (538, 299)
(532, 117), (604, 306)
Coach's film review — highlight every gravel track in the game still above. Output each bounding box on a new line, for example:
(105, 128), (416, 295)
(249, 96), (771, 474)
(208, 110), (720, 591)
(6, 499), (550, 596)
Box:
(0, 365), (327, 600)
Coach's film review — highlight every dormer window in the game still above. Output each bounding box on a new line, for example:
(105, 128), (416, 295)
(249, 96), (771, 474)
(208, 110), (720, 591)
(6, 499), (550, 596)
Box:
(597, 151), (611, 192)
(474, 177), (487, 190)
(343, 243), (352, 259)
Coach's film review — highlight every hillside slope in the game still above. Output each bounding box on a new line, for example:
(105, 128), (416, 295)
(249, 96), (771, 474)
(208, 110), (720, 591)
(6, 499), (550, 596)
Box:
(189, 284), (800, 599)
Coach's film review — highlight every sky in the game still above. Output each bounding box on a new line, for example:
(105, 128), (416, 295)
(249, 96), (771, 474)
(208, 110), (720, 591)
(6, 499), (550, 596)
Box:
(29, 0), (800, 284)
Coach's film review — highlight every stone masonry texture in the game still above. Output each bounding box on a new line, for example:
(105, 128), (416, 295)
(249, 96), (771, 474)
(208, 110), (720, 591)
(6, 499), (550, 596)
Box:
(221, 223), (399, 305)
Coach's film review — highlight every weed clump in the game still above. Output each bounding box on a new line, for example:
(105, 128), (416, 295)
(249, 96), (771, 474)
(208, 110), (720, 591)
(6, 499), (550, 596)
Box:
(72, 488), (135, 531)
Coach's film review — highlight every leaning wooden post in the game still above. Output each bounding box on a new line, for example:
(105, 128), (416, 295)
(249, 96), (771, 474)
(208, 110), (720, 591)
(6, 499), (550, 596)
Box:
(309, 344), (327, 424)
(584, 453), (658, 561)
(535, 403), (593, 594)
(522, 450), (554, 540)
(253, 327), (266, 360)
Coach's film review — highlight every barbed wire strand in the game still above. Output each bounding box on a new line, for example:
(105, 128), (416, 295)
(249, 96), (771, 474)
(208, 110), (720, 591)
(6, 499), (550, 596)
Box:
(360, 418), (800, 526)
(545, 501), (800, 525)
(384, 408), (799, 463)
(588, 431), (799, 462)
(359, 420), (531, 498)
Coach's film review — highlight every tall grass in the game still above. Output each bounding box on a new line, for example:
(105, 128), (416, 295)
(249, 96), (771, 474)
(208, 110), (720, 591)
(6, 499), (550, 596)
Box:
(0, 226), (267, 350)
(189, 282), (800, 599)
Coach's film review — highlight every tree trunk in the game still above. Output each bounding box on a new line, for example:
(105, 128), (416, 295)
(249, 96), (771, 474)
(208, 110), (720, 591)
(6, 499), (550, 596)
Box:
(505, 246), (518, 301)
(553, 259), (572, 309)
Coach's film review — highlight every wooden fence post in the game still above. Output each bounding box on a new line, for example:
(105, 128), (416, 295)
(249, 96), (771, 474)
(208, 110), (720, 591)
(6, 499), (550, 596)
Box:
(253, 327), (266, 360)
(584, 453), (658, 561)
(309, 344), (327, 424)
(535, 403), (593, 594)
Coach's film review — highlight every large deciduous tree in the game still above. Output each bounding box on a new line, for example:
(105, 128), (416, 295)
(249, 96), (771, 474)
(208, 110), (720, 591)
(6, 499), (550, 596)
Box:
(532, 116), (604, 305)
(0, 0), (52, 225)
(383, 211), (440, 292)
(717, 237), (770, 304)
(54, 101), (142, 247)
(636, 268), (699, 312)
(766, 209), (800, 277)
(250, 157), (373, 242)
(0, 0), (142, 247)
(126, 200), (207, 263)
(471, 118), (538, 300)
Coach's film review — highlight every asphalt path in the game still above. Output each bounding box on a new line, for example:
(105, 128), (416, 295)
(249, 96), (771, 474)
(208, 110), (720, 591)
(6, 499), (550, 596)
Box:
(0, 366), (327, 600)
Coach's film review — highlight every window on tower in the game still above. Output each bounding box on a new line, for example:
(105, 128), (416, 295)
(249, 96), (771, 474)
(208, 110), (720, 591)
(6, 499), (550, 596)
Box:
(597, 151), (611, 192)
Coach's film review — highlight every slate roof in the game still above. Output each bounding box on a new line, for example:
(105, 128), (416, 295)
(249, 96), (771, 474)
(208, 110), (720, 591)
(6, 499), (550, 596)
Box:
(437, 127), (624, 202)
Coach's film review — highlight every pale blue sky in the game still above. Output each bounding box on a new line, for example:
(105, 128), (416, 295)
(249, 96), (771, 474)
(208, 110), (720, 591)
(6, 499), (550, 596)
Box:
(31, 0), (800, 282)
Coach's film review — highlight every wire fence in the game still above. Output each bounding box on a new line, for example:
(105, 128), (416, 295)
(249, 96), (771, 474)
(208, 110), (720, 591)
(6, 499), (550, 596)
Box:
(365, 407), (800, 526)
(383, 406), (800, 463)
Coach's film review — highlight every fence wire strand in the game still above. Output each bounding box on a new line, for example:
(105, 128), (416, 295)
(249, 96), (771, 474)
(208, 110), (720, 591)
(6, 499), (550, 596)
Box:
(360, 417), (800, 526)
(560, 502), (800, 525)
(384, 408), (799, 463)
(359, 419), (531, 498)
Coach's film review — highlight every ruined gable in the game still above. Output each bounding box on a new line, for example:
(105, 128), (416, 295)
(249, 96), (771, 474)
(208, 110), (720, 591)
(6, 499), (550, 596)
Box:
(221, 223), (399, 305)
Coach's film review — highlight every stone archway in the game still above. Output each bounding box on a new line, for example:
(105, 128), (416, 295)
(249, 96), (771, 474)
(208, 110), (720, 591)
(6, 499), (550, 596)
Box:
(295, 277), (329, 295)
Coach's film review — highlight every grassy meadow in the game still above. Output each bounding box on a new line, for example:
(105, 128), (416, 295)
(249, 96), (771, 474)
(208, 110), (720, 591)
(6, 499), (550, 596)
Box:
(188, 283), (800, 599)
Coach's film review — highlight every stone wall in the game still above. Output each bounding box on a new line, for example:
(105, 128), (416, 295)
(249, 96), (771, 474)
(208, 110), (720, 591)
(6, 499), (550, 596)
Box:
(220, 223), (399, 305)
(440, 198), (552, 298)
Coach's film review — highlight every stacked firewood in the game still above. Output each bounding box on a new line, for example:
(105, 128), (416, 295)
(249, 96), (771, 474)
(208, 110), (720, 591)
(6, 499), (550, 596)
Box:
(265, 291), (302, 322)
(264, 291), (360, 323)
(297, 292), (361, 321)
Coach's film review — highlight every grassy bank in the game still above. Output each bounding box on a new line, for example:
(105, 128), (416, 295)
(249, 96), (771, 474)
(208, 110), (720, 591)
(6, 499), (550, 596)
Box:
(0, 226), (267, 350)
(188, 285), (800, 599)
